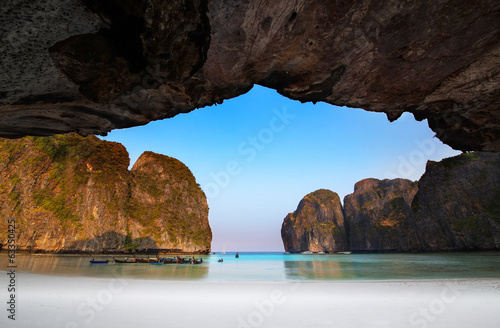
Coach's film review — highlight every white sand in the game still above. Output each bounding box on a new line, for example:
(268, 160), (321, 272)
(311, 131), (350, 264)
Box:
(1, 273), (500, 328)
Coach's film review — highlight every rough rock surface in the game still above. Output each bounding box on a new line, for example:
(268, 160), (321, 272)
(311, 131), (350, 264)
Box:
(0, 134), (211, 253)
(1, 0), (500, 151)
(344, 178), (418, 252)
(282, 152), (500, 252)
(281, 189), (348, 253)
(405, 152), (500, 251)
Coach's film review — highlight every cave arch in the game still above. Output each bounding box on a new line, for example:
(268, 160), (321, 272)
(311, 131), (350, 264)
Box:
(1, 0), (499, 151)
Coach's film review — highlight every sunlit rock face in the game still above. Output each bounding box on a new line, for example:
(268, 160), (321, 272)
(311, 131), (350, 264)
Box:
(281, 189), (349, 253)
(282, 152), (500, 253)
(1, 0), (499, 151)
(0, 134), (212, 253)
(344, 178), (418, 252)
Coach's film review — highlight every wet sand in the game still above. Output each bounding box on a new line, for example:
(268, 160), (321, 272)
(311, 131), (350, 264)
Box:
(1, 273), (500, 328)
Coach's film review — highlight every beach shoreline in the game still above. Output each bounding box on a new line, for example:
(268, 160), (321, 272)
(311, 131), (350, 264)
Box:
(1, 272), (499, 328)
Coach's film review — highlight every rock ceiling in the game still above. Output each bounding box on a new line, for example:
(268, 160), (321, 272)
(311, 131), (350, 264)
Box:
(1, 0), (499, 151)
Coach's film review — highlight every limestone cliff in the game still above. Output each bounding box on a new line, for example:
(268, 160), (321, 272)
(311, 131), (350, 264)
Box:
(0, 134), (211, 253)
(1, 1), (499, 151)
(344, 179), (418, 252)
(282, 152), (500, 253)
(128, 151), (211, 253)
(405, 152), (500, 251)
(281, 189), (348, 253)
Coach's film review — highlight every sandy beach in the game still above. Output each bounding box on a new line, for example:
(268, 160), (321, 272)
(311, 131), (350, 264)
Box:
(1, 272), (499, 328)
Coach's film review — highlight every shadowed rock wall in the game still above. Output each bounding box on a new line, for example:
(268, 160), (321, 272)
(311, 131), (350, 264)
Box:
(282, 152), (500, 252)
(1, 0), (499, 151)
(344, 178), (418, 252)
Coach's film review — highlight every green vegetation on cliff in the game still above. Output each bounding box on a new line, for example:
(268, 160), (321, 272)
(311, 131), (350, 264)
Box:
(408, 152), (500, 251)
(0, 134), (211, 253)
(282, 152), (500, 253)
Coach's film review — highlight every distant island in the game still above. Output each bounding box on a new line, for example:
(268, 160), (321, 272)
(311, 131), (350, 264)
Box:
(0, 134), (212, 254)
(282, 152), (500, 253)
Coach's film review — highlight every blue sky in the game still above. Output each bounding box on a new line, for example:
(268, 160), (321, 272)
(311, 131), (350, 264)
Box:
(100, 85), (460, 252)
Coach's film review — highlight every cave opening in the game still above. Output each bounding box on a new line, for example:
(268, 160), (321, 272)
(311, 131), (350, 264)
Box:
(99, 85), (460, 252)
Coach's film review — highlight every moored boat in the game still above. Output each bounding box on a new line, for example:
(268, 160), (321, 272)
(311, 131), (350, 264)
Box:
(134, 258), (150, 263)
(89, 259), (109, 264)
(162, 257), (177, 264)
(148, 258), (161, 263)
(150, 261), (163, 265)
(176, 256), (191, 264)
(190, 258), (203, 264)
(113, 257), (137, 263)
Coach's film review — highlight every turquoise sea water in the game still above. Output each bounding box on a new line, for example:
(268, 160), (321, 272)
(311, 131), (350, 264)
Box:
(2, 252), (500, 281)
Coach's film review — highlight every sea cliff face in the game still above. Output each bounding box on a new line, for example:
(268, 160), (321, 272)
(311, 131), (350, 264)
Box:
(0, 134), (211, 253)
(281, 189), (348, 253)
(405, 152), (500, 251)
(344, 178), (418, 252)
(282, 152), (500, 253)
(128, 151), (211, 253)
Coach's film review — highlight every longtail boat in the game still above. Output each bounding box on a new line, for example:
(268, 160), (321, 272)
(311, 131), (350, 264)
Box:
(150, 261), (163, 265)
(176, 256), (191, 264)
(162, 258), (177, 264)
(113, 257), (136, 263)
(134, 258), (150, 263)
(90, 259), (109, 264)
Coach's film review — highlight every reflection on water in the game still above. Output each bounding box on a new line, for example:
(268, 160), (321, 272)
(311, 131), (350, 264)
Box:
(286, 252), (500, 280)
(8, 255), (209, 280)
(284, 259), (355, 280)
(2, 252), (500, 281)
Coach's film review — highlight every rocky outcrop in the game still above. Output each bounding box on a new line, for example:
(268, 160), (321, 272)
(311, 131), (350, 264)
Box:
(128, 152), (211, 252)
(344, 179), (418, 252)
(1, 1), (500, 151)
(405, 152), (500, 251)
(282, 152), (500, 253)
(281, 189), (348, 253)
(0, 134), (211, 253)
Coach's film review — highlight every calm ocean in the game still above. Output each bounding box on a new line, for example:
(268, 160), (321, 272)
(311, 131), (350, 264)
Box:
(3, 252), (500, 281)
